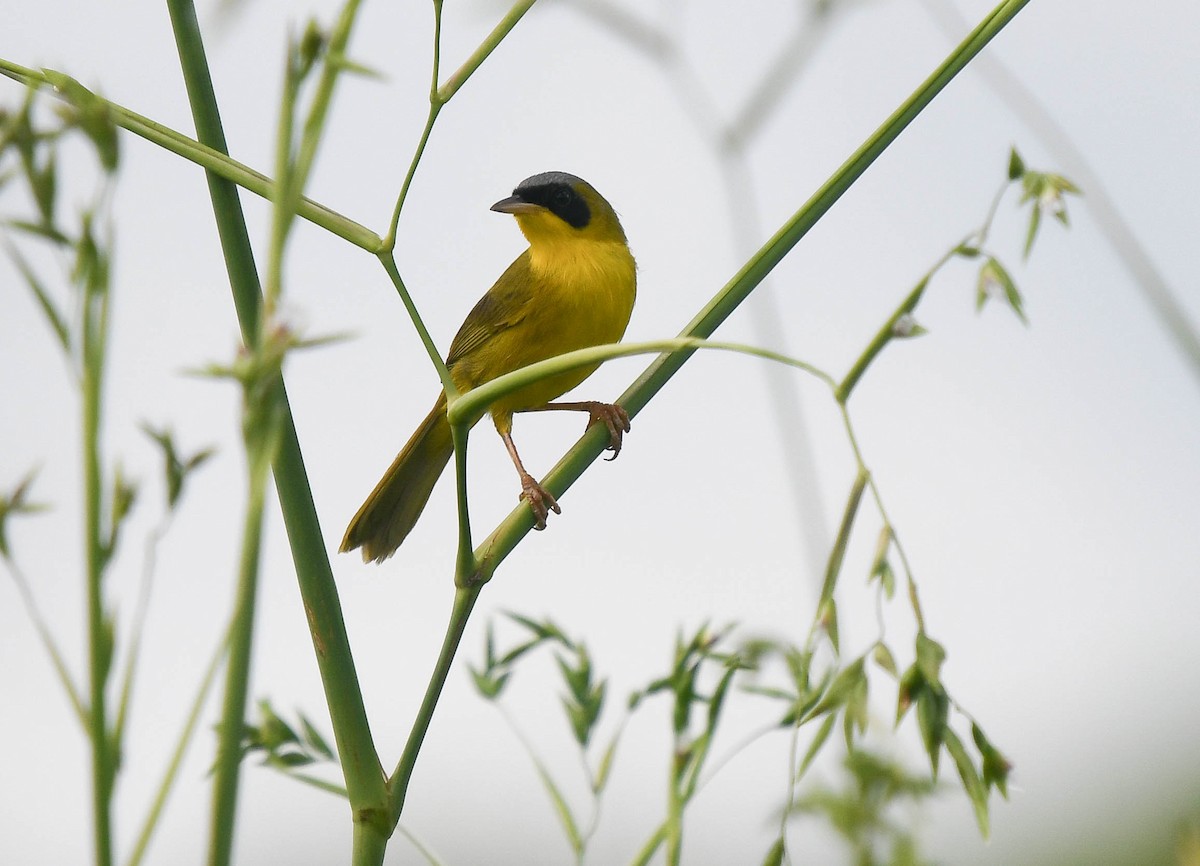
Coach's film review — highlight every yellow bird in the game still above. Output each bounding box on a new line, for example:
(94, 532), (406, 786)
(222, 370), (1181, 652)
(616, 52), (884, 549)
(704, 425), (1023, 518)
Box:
(341, 172), (638, 563)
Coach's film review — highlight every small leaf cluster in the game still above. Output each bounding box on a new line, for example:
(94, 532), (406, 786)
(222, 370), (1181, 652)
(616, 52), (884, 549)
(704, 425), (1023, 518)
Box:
(631, 624), (754, 801)
(472, 613), (610, 752)
(234, 699), (345, 798)
(790, 749), (938, 866)
(0, 471), (47, 559)
(961, 147), (1078, 324)
(894, 633), (1010, 835)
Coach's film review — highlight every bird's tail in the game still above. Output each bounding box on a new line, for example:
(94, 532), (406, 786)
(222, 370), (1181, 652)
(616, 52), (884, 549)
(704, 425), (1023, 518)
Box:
(340, 393), (454, 563)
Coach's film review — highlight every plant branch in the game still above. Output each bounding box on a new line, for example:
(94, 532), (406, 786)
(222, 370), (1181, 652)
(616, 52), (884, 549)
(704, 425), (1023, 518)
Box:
(386, 587), (482, 827)
(464, 0), (1033, 584)
(0, 60), (381, 252)
(164, 0), (388, 838)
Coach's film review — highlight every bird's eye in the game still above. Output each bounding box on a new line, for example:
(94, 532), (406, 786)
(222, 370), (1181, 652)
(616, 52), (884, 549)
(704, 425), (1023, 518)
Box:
(554, 188), (572, 205)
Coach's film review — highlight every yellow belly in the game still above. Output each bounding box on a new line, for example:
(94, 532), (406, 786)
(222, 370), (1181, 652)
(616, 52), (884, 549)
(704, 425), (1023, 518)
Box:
(450, 239), (636, 423)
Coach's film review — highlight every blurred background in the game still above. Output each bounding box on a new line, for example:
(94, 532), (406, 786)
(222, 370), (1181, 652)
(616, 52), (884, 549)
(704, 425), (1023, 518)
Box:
(2, 0), (1198, 863)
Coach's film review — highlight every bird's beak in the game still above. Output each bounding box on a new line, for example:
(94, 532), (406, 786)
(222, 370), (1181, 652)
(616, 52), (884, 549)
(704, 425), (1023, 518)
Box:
(490, 195), (545, 215)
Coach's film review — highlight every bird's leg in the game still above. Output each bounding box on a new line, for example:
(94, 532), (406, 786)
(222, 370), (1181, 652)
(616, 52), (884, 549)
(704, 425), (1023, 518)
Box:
(500, 428), (560, 530)
(520, 401), (631, 461)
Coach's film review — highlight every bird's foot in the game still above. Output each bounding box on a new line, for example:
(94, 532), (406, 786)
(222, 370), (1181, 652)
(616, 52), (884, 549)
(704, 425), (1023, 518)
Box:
(519, 472), (561, 530)
(583, 402), (631, 461)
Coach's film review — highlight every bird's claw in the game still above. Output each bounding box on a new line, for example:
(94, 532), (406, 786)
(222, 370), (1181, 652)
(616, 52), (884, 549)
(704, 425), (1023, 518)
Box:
(519, 473), (561, 530)
(585, 402), (631, 462)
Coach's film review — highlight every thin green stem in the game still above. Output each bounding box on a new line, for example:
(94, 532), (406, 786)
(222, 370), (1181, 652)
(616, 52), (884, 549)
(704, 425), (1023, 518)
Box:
(382, 0), (443, 250)
(834, 407), (925, 631)
(264, 44), (302, 318)
(126, 625), (229, 866)
(0, 60), (381, 252)
(630, 825), (668, 866)
(387, 587), (481, 827)
(450, 425), (477, 586)
(665, 753), (684, 866)
(436, 0), (539, 102)
(837, 177), (1008, 403)
(3, 555), (87, 726)
(376, 250), (454, 394)
(465, 0), (1033, 584)
(836, 275), (932, 403)
(207, 432), (271, 866)
(293, 0), (362, 202)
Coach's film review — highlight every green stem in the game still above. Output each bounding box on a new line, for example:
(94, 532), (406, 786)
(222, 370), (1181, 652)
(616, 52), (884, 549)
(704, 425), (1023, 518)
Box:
(3, 555), (87, 727)
(630, 825), (667, 866)
(82, 232), (113, 866)
(0, 60), (381, 252)
(436, 0), (539, 102)
(387, 587), (481, 826)
(665, 753), (684, 866)
(465, 0), (1032, 582)
(450, 425), (477, 586)
(352, 821), (390, 866)
(206, 440), (270, 866)
(376, 250), (454, 395)
(836, 275), (932, 403)
(126, 625), (228, 866)
(165, 0), (388, 834)
(837, 177), (1008, 403)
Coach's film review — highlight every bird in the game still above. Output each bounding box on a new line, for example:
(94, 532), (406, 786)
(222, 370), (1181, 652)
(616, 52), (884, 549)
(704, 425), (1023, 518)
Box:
(340, 171), (638, 564)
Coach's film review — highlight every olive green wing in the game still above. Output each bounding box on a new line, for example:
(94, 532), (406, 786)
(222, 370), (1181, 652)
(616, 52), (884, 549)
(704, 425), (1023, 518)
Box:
(447, 250), (536, 367)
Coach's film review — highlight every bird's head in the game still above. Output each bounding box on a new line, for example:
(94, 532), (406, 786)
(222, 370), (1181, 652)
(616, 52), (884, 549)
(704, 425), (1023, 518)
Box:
(491, 171), (627, 247)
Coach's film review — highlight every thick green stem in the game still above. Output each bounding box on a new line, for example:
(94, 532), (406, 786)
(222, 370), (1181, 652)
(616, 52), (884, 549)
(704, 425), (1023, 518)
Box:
(82, 255), (113, 866)
(165, 0), (387, 833)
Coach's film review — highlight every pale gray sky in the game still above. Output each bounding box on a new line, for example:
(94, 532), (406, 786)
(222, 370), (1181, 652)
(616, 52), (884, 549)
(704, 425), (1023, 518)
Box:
(2, 1), (1198, 864)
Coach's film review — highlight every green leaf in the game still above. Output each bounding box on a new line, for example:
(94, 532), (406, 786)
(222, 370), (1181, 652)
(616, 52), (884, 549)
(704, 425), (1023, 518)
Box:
(31, 148), (57, 226)
(795, 712), (838, 781)
(916, 686), (949, 777)
(976, 257), (1026, 323)
(266, 751), (316, 769)
(592, 729), (621, 794)
(872, 642), (898, 677)
(0, 469), (50, 558)
(298, 713), (335, 760)
(972, 722), (1012, 798)
(895, 664), (923, 725)
(506, 611), (570, 646)
(945, 727), (990, 837)
(5, 241), (70, 351)
(531, 758), (583, 856)
(468, 665), (508, 700)
(842, 672), (869, 747)
(804, 656), (865, 722)
(256, 699), (300, 750)
(495, 636), (544, 668)
(1023, 197), (1042, 259)
(954, 242), (982, 259)
(761, 836), (786, 866)
(4, 217), (72, 245)
(914, 633), (946, 685)
(1007, 147), (1025, 180)
(141, 425), (215, 510)
(820, 597), (839, 654)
